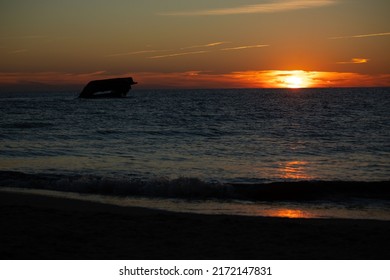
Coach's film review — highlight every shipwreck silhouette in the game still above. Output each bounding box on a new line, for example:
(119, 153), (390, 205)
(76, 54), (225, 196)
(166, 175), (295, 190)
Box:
(78, 77), (137, 98)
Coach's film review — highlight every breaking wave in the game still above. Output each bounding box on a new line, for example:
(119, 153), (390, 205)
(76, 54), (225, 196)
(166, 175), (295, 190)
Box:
(1, 171), (389, 202)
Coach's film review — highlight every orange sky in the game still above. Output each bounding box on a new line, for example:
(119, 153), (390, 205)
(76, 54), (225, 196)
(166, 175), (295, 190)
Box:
(1, 70), (389, 90)
(1, 0), (389, 90)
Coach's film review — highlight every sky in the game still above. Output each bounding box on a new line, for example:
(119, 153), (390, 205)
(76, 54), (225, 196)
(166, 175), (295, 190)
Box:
(1, 0), (389, 90)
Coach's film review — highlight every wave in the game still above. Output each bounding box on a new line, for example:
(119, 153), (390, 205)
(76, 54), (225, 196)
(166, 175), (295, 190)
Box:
(1, 171), (389, 202)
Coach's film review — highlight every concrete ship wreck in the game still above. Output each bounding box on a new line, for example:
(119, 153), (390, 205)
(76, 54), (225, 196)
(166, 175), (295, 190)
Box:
(78, 77), (137, 98)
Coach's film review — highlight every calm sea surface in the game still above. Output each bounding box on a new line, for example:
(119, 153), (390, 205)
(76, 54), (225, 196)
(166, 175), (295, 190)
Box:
(1, 88), (389, 182)
(1, 88), (390, 219)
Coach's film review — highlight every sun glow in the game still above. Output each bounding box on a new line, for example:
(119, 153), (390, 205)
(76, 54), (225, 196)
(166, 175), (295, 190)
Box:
(285, 75), (304, 88)
(247, 70), (317, 88)
(282, 71), (311, 88)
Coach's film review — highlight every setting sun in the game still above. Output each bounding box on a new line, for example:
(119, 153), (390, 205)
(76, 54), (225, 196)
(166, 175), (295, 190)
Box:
(253, 70), (315, 88)
(282, 71), (311, 88)
(285, 75), (304, 88)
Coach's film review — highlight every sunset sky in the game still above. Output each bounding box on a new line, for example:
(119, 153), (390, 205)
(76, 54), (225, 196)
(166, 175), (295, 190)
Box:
(1, 0), (389, 89)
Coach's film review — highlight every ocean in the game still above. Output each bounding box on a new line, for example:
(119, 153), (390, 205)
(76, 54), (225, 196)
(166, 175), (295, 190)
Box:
(1, 88), (389, 219)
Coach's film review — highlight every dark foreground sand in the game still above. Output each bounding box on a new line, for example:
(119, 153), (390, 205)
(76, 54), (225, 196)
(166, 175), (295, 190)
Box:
(1, 191), (389, 260)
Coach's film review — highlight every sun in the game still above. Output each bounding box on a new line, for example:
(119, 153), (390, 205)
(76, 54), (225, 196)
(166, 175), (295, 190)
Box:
(251, 70), (316, 88)
(277, 70), (312, 88)
(285, 75), (304, 88)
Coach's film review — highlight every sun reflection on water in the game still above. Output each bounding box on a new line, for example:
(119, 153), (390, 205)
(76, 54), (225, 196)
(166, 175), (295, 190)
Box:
(279, 160), (312, 180)
(2, 187), (390, 220)
(262, 208), (314, 219)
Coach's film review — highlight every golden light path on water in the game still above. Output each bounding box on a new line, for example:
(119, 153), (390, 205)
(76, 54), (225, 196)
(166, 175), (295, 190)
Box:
(1, 187), (390, 220)
(279, 161), (312, 180)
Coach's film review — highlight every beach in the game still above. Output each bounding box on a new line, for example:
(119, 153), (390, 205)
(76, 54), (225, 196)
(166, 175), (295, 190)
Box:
(1, 191), (389, 260)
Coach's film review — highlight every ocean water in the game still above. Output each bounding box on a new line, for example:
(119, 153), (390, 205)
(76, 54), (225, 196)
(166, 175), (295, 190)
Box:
(1, 88), (390, 219)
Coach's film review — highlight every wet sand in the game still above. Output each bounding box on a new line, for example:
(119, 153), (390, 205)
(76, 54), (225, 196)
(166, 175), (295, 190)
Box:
(0, 191), (389, 259)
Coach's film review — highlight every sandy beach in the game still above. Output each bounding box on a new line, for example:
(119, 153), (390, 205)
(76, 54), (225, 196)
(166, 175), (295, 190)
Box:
(1, 191), (389, 260)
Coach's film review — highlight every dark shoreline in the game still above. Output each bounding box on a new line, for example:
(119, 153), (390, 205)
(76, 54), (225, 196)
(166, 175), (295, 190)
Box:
(1, 191), (389, 260)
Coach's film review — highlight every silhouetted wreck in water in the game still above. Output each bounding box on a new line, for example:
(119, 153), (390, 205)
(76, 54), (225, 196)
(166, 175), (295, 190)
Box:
(78, 77), (137, 98)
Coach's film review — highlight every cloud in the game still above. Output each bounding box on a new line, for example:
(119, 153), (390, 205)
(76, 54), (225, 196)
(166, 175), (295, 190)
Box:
(149, 42), (269, 59)
(128, 70), (390, 88)
(329, 32), (390, 40)
(336, 58), (369, 64)
(107, 42), (229, 58)
(148, 42), (268, 59)
(106, 41), (268, 60)
(222, 44), (269, 51)
(133, 71), (256, 88)
(75, 71), (107, 77)
(161, 0), (335, 16)
(181, 41), (229, 50)
(2, 70), (390, 91)
(149, 50), (209, 59)
(107, 50), (165, 57)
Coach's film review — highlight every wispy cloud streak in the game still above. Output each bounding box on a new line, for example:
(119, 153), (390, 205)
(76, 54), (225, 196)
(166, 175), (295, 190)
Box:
(181, 41), (229, 50)
(149, 42), (268, 59)
(107, 42), (268, 60)
(161, 0), (335, 16)
(222, 44), (269, 51)
(329, 32), (390, 39)
(149, 50), (209, 59)
(336, 58), (369, 64)
(108, 42), (229, 58)
(107, 50), (166, 57)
